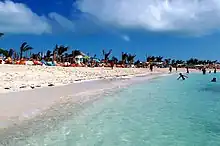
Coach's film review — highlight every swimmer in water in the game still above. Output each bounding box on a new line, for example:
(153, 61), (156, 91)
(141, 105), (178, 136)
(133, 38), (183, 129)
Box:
(214, 67), (217, 74)
(211, 77), (217, 82)
(177, 73), (188, 80)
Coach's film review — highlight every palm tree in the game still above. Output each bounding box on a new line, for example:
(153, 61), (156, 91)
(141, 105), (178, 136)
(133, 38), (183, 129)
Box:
(102, 49), (112, 62)
(127, 54), (136, 66)
(72, 50), (82, 57)
(121, 52), (128, 65)
(171, 59), (176, 65)
(147, 56), (156, 62)
(112, 56), (118, 64)
(31, 53), (40, 60)
(53, 44), (68, 62)
(0, 48), (9, 57)
(44, 50), (52, 61)
(0, 48), (14, 58)
(155, 56), (163, 62)
(186, 58), (198, 65)
(92, 54), (97, 60)
(213, 60), (218, 64)
(164, 58), (171, 65)
(20, 42), (33, 59)
(176, 60), (185, 65)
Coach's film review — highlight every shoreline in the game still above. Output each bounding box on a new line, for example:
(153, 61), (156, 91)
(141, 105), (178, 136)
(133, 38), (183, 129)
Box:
(0, 68), (205, 145)
(0, 67), (197, 129)
(0, 72), (167, 128)
(0, 66), (199, 144)
(0, 73), (170, 143)
(0, 64), (202, 94)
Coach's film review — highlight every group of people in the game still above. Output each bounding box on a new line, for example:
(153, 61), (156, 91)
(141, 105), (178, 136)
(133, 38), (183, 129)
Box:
(149, 64), (217, 82)
(177, 67), (217, 82)
(202, 67), (217, 75)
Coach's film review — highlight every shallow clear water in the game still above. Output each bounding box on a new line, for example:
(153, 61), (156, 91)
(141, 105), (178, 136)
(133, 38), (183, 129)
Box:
(8, 73), (220, 145)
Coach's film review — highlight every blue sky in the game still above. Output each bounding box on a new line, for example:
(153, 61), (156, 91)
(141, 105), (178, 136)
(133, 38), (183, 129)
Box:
(1, 0), (220, 60)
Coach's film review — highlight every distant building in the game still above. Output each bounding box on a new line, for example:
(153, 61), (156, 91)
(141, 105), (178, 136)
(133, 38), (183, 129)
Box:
(64, 50), (89, 64)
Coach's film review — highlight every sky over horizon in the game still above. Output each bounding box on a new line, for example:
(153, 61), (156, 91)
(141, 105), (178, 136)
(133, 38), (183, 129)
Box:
(1, 0), (220, 60)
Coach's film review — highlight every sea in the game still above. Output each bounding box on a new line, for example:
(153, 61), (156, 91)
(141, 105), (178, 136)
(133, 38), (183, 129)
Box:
(3, 72), (220, 146)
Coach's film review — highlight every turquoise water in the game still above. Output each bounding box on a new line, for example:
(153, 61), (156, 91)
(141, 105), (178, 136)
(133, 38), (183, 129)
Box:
(7, 73), (220, 145)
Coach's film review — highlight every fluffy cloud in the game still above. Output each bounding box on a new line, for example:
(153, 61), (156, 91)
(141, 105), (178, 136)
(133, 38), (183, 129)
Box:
(0, 1), (51, 34)
(78, 0), (220, 34)
(49, 12), (75, 32)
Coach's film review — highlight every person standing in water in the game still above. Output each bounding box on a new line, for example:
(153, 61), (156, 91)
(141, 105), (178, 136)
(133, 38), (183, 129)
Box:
(177, 73), (188, 80)
(150, 64), (153, 72)
(169, 66), (172, 73)
(214, 67), (217, 74)
(202, 67), (206, 75)
(186, 67), (189, 74)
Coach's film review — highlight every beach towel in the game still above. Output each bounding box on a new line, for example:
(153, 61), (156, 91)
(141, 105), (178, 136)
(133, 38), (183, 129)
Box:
(47, 61), (56, 66)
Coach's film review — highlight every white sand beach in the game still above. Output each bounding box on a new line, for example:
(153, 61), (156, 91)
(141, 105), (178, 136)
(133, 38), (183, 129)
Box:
(0, 64), (170, 93)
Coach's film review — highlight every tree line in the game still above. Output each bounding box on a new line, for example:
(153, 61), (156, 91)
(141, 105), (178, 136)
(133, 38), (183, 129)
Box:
(0, 34), (218, 66)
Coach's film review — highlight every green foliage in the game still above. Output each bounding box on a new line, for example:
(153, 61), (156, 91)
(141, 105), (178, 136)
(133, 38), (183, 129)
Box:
(53, 44), (68, 62)
(127, 54), (136, 65)
(102, 49), (112, 60)
(111, 56), (118, 63)
(20, 42), (33, 59)
(72, 50), (82, 57)
(121, 52), (128, 64)
(0, 48), (9, 57)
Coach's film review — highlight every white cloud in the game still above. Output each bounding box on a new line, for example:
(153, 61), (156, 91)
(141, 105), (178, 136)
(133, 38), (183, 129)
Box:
(0, 1), (51, 34)
(78, 0), (220, 34)
(49, 12), (75, 32)
(121, 35), (130, 41)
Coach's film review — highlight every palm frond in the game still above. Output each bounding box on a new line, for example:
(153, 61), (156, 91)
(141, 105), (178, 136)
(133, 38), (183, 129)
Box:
(20, 42), (28, 50)
(0, 48), (9, 57)
(23, 47), (33, 52)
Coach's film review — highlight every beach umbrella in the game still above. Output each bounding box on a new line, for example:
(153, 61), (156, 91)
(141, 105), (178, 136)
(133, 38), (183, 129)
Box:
(94, 58), (100, 62)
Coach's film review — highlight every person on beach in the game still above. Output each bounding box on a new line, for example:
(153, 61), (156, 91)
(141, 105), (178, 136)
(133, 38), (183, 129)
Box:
(214, 67), (217, 74)
(169, 66), (172, 73)
(186, 67), (189, 74)
(176, 65), (178, 72)
(150, 64), (153, 72)
(211, 77), (217, 82)
(110, 60), (114, 69)
(202, 67), (206, 75)
(177, 73), (188, 80)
